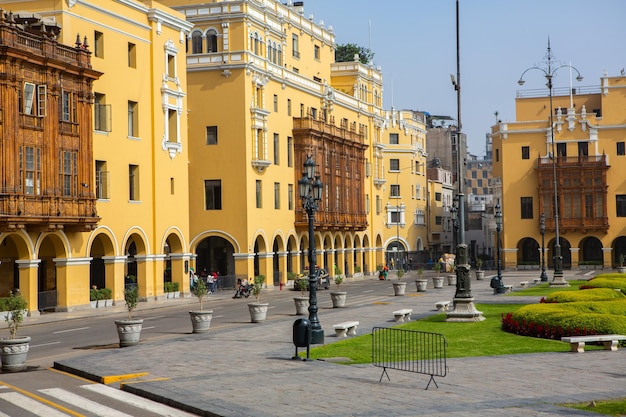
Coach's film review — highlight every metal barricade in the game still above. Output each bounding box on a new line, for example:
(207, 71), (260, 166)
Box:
(372, 327), (447, 390)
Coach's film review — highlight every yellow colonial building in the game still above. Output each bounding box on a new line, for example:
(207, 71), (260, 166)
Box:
(492, 70), (626, 270)
(160, 0), (429, 284)
(1, 1), (193, 313)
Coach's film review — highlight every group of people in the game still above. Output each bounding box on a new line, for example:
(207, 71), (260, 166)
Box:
(189, 268), (219, 294)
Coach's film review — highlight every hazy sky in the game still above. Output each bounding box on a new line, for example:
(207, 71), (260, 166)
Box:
(308, 0), (626, 156)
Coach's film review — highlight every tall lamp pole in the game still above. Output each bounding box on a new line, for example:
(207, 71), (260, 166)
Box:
(539, 213), (548, 282)
(494, 203), (505, 294)
(517, 40), (582, 285)
(298, 155), (324, 344)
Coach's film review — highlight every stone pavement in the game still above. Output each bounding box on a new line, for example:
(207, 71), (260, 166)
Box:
(47, 270), (625, 416)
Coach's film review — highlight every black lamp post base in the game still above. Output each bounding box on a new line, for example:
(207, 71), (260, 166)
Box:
(445, 297), (485, 322)
(310, 329), (324, 345)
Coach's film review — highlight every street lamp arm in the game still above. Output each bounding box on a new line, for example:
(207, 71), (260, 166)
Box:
(518, 64), (583, 86)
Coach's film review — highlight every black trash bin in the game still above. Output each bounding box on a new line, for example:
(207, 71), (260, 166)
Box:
(292, 318), (311, 360)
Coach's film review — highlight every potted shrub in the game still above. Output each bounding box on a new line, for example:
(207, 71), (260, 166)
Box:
(293, 275), (309, 315)
(475, 258), (485, 280)
(99, 288), (113, 307)
(248, 275), (269, 322)
(89, 286), (101, 308)
(189, 276), (213, 333)
(330, 273), (347, 308)
(392, 269), (407, 296)
(164, 281), (180, 299)
(0, 291), (30, 372)
(432, 263), (444, 288)
(415, 267), (428, 291)
(114, 281), (143, 347)
(447, 264), (457, 286)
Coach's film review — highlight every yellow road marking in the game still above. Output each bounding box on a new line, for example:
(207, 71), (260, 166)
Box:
(101, 372), (150, 385)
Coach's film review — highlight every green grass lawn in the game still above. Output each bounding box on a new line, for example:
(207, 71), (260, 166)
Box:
(562, 399), (626, 416)
(307, 304), (574, 364)
(507, 280), (589, 296)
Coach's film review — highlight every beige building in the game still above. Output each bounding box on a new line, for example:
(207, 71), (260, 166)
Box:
(1, 1), (193, 313)
(492, 71), (626, 270)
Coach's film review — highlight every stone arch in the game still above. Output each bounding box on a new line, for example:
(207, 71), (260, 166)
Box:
(547, 237), (571, 269)
(0, 232), (33, 297)
(517, 237), (539, 265)
(611, 236), (626, 266)
(579, 236), (603, 264)
(36, 233), (70, 311)
(271, 234), (285, 286)
(88, 230), (116, 292)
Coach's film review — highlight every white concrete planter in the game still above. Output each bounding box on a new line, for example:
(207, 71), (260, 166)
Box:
(0, 336), (31, 372)
(114, 319), (143, 347)
(248, 302), (269, 322)
(446, 274), (457, 286)
(189, 310), (213, 333)
(475, 270), (485, 280)
(392, 282), (407, 296)
(330, 291), (347, 308)
(293, 296), (309, 315)
(415, 279), (428, 292)
(432, 276), (444, 289)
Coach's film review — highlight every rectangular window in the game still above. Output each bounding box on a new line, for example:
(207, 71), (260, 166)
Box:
(435, 216), (442, 225)
(204, 180), (222, 210)
(521, 196), (533, 219)
(287, 137), (293, 167)
(389, 159), (400, 171)
(471, 171), (477, 178)
(129, 164), (139, 201)
(389, 133), (399, 144)
(273, 94), (278, 112)
(273, 134), (279, 165)
(288, 184), (293, 210)
(37, 85), (47, 117)
(435, 192), (442, 202)
(128, 101), (138, 137)
(287, 99), (292, 116)
(617, 195), (626, 217)
(167, 109), (177, 143)
(206, 126), (217, 145)
(314, 44), (320, 60)
(60, 151), (77, 196)
(292, 34), (299, 58)
(256, 180), (262, 208)
(94, 93), (111, 132)
(60, 91), (72, 122)
(618, 142), (625, 156)
(522, 146), (530, 159)
(365, 194), (370, 215)
(20, 146), (41, 195)
(170, 178), (175, 195)
(557, 142), (567, 157)
(94, 31), (104, 58)
(23, 83), (35, 115)
(390, 211), (401, 224)
(274, 182), (280, 209)
(167, 54), (175, 78)
(95, 160), (109, 199)
(390, 184), (400, 198)
(128, 43), (136, 68)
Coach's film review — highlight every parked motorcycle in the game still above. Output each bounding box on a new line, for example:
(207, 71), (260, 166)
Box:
(317, 269), (330, 290)
(233, 282), (252, 298)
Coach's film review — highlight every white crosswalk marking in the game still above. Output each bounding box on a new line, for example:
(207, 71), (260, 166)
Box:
(40, 388), (133, 417)
(0, 392), (71, 417)
(81, 384), (198, 417)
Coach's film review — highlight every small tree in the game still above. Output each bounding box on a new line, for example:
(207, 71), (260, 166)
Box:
(335, 43), (374, 64)
(252, 275), (265, 302)
(191, 276), (208, 310)
(433, 262), (441, 276)
(396, 269), (405, 281)
(417, 268), (424, 277)
(476, 258), (484, 271)
(5, 291), (27, 339)
(123, 286), (138, 320)
(334, 275), (344, 291)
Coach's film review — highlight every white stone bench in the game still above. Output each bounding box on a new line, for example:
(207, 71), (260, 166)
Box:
(504, 285), (513, 293)
(435, 301), (450, 312)
(392, 309), (412, 323)
(533, 278), (541, 284)
(519, 281), (529, 288)
(332, 321), (359, 338)
(561, 334), (626, 352)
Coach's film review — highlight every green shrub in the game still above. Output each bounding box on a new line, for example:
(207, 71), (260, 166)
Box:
(123, 286), (139, 320)
(252, 275), (265, 301)
(585, 277), (626, 292)
(90, 288), (102, 301)
(287, 271), (297, 281)
(99, 288), (112, 299)
(5, 291), (27, 339)
(503, 299), (626, 338)
(164, 282), (179, 293)
(294, 277), (309, 293)
(545, 288), (625, 303)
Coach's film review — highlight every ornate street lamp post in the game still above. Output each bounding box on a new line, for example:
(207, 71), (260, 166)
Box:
(518, 40), (582, 285)
(298, 155), (324, 344)
(539, 213), (548, 282)
(493, 203), (506, 294)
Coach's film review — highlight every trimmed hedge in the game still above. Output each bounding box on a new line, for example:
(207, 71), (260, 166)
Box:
(584, 277), (626, 293)
(545, 288), (625, 303)
(502, 300), (626, 339)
